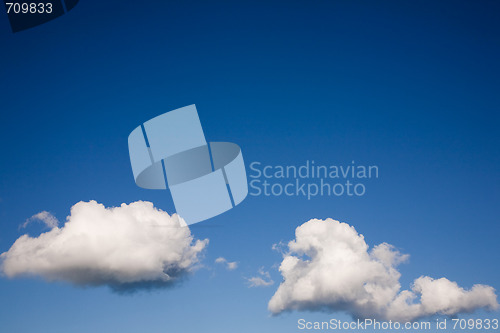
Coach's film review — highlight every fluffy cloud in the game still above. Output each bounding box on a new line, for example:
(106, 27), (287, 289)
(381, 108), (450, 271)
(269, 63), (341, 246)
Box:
(1, 201), (208, 292)
(268, 219), (498, 322)
(247, 267), (274, 287)
(21, 211), (59, 229)
(215, 257), (238, 270)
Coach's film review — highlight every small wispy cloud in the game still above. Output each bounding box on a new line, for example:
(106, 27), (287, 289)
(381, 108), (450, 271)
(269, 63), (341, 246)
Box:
(21, 211), (59, 229)
(271, 241), (287, 256)
(247, 267), (274, 287)
(215, 257), (238, 271)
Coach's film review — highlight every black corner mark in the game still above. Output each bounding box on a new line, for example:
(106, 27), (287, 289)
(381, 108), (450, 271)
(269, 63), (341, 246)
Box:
(4, 0), (80, 33)
(63, 0), (77, 11)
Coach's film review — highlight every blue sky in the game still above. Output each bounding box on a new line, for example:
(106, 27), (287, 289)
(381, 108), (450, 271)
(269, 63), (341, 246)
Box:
(0, 1), (499, 332)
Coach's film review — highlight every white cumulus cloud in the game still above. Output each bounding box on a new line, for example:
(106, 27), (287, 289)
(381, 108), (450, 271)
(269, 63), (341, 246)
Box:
(215, 257), (238, 270)
(1, 201), (208, 292)
(268, 218), (498, 322)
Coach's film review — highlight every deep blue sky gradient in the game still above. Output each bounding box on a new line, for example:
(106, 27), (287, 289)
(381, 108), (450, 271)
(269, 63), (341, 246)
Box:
(0, 1), (499, 332)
